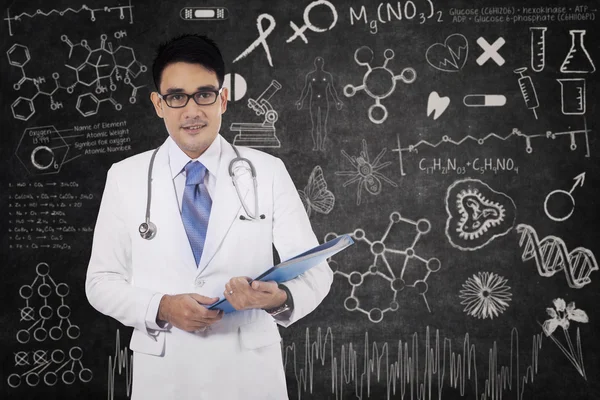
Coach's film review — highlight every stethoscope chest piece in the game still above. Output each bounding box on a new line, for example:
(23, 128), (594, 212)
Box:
(140, 147), (161, 240)
(139, 221), (157, 240)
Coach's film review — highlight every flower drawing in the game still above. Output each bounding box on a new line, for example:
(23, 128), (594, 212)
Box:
(542, 298), (588, 379)
(459, 272), (512, 319)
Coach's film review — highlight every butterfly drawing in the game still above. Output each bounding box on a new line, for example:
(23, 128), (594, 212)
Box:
(298, 166), (335, 217)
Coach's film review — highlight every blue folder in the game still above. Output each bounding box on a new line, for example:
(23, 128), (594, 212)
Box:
(207, 234), (354, 313)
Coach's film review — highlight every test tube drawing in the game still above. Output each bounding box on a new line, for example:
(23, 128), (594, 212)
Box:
(514, 67), (539, 120)
(557, 78), (586, 115)
(561, 30), (595, 74)
(530, 27), (547, 72)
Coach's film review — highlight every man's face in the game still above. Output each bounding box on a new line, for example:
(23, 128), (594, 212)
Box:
(150, 62), (228, 158)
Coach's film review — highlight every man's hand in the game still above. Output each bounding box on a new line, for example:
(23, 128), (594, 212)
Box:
(158, 294), (223, 332)
(224, 277), (287, 311)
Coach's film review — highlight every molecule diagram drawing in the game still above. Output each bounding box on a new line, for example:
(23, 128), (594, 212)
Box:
(7, 262), (92, 388)
(326, 211), (441, 323)
(7, 32), (146, 120)
(344, 46), (416, 124)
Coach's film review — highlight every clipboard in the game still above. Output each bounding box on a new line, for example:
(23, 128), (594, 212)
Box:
(207, 234), (354, 313)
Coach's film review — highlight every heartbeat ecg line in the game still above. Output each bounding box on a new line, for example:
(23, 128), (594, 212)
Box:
(283, 326), (544, 400)
(393, 117), (591, 175)
(440, 44), (467, 70)
(108, 329), (133, 400)
(516, 224), (598, 289)
(5, 1), (134, 36)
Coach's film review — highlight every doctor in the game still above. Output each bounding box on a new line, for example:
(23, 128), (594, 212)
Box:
(86, 34), (333, 399)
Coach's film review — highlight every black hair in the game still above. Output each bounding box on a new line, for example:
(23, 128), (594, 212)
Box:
(152, 34), (225, 92)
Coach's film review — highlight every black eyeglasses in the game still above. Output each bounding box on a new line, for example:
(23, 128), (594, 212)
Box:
(157, 88), (223, 108)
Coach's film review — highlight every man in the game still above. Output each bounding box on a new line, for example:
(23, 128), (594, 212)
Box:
(86, 34), (333, 399)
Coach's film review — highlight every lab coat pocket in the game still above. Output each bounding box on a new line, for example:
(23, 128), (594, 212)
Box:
(129, 329), (165, 356)
(239, 320), (281, 350)
(228, 219), (271, 267)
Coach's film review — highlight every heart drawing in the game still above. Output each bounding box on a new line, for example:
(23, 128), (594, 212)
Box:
(426, 34), (469, 72)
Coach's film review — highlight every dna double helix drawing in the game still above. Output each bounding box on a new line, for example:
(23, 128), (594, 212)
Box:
(516, 224), (598, 289)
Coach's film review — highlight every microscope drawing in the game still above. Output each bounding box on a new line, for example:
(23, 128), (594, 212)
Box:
(231, 80), (282, 148)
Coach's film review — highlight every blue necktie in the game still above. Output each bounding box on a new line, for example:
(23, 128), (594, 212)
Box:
(182, 161), (212, 266)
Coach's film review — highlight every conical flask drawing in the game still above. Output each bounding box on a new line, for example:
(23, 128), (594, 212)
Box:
(560, 30), (595, 73)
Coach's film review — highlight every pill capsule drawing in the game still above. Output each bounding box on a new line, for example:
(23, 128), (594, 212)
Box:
(463, 94), (507, 107)
(195, 9), (215, 18)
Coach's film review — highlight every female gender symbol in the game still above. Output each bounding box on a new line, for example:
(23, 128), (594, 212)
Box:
(287, 0), (338, 43)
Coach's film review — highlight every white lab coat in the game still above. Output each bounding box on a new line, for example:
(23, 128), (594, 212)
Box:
(86, 135), (333, 399)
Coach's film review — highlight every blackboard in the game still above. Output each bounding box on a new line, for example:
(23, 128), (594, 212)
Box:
(1, 0), (599, 399)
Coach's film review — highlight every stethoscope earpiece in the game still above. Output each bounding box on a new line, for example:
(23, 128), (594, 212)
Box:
(239, 214), (265, 221)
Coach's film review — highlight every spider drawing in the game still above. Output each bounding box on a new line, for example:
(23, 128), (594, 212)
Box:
(336, 139), (397, 205)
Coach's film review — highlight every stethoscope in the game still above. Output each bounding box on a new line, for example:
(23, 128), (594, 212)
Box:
(139, 143), (264, 240)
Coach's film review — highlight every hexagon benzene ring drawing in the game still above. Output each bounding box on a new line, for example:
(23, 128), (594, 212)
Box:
(325, 211), (441, 323)
(15, 126), (70, 175)
(62, 33), (146, 117)
(7, 34), (146, 120)
(7, 44), (66, 121)
(344, 46), (416, 124)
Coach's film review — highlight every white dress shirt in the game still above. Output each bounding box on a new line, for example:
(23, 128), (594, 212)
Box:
(144, 135), (222, 331)
(168, 135), (221, 211)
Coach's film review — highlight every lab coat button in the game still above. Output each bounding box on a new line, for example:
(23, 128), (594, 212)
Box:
(195, 277), (205, 287)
